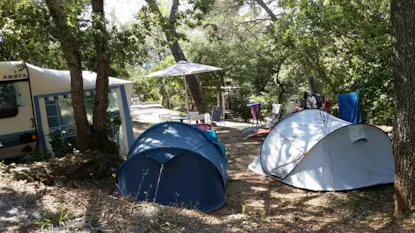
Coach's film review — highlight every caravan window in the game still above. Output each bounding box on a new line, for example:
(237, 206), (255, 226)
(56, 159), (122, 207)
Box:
(0, 83), (26, 118)
(45, 90), (122, 157)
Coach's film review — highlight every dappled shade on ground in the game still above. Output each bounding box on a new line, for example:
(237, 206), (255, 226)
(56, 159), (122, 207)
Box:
(0, 126), (414, 232)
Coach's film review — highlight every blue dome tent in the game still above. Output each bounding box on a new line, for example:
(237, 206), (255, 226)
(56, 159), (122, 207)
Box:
(116, 122), (228, 213)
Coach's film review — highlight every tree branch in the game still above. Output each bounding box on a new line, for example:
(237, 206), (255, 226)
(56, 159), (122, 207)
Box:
(255, 0), (278, 21)
(235, 18), (274, 26)
(145, 0), (166, 26)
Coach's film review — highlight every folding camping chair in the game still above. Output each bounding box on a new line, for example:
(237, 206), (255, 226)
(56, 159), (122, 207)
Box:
(192, 112), (213, 130)
(187, 112), (205, 124)
(231, 103), (282, 141)
(247, 103), (262, 127)
(211, 106), (225, 129)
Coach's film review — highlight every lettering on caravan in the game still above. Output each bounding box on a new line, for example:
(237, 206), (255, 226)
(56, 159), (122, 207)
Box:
(2, 73), (27, 80)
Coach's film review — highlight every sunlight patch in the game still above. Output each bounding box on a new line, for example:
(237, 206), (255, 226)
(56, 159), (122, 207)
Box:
(251, 186), (268, 192)
(164, 127), (180, 137)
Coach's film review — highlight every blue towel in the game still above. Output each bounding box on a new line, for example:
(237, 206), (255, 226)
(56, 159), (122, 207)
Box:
(338, 91), (362, 124)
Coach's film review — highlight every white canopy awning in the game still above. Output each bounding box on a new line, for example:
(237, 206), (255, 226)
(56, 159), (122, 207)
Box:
(145, 61), (223, 78)
(145, 61), (223, 112)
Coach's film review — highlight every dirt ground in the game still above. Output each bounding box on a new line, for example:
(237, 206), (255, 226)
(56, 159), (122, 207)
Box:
(0, 125), (414, 233)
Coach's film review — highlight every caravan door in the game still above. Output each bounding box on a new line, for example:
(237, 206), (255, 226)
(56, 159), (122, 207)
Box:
(0, 68), (37, 159)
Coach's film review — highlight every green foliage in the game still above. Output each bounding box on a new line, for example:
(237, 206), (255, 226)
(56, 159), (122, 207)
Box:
(82, 21), (147, 78)
(260, 209), (267, 220)
(171, 192), (200, 210)
(130, 69), (162, 102)
(235, 103), (253, 121)
(274, 0), (392, 124)
(182, 35), (294, 118)
(133, 56), (191, 110)
(135, 169), (150, 199)
(144, 184), (153, 202)
(48, 131), (76, 158)
(34, 208), (70, 230)
(1, 0), (393, 125)
(0, 0), (66, 68)
(33, 150), (53, 162)
(182, 0), (216, 29)
(249, 92), (278, 117)
(0, 0), (146, 76)
(241, 203), (247, 214)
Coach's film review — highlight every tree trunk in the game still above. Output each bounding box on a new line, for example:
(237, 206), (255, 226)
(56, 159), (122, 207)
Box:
(274, 59), (286, 104)
(308, 77), (319, 93)
(276, 71), (285, 104)
(90, 0), (116, 153)
(161, 79), (172, 109)
(216, 76), (223, 107)
(145, 0), (208, 113)
(217, 86), (222, 107)
(391, 0), (415, 217)
(168, 42), (208, 113)
(44, 0), (90, 152)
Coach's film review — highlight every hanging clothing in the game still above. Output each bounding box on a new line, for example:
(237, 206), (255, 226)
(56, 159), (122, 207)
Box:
(337, 91), (362, 124)
(303, 92), (325, 109)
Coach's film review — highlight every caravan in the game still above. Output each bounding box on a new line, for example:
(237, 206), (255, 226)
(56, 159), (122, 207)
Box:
(0, 61), (135, 159)
(0, 62), (37, 158)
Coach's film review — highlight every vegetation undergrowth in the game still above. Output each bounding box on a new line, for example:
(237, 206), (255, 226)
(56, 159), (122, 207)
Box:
(34, 208), (70, 230)
(3, 150), (124, 186)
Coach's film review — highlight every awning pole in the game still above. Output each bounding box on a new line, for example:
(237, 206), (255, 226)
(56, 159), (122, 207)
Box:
(153, 164), (164, 203)
(183, 75), (189, 112)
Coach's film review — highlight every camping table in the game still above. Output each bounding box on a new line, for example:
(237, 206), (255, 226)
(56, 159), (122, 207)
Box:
(171, 115), (191, 122)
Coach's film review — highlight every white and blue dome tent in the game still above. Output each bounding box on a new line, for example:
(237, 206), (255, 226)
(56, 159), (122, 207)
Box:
(116, 122), (228, 213)
(249, 109), (394, 191)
